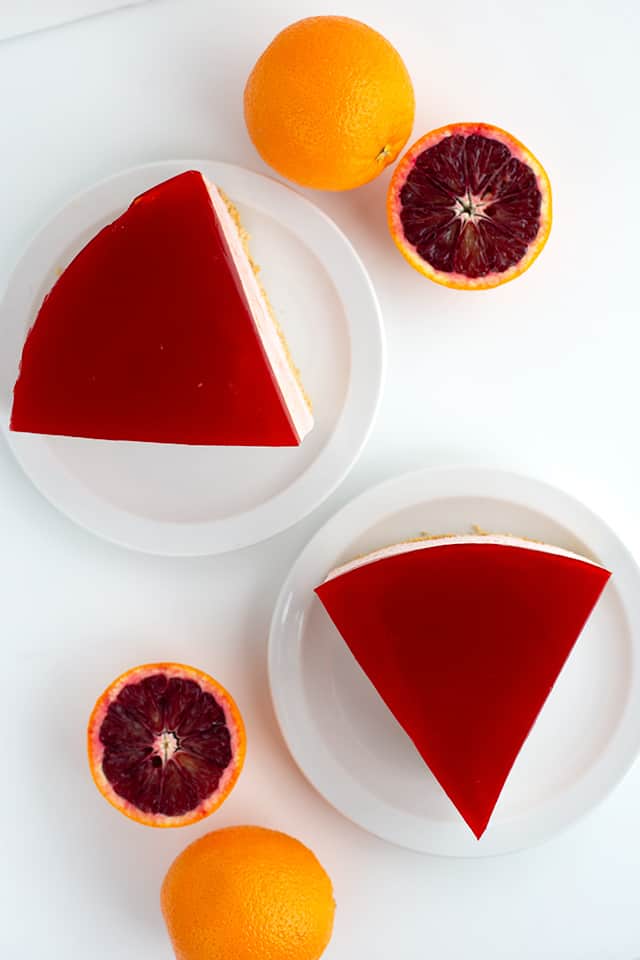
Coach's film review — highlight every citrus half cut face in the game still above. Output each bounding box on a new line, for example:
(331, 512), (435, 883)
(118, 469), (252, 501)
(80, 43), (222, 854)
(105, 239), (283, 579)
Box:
(388, 123), (552, 289)
(87, 663), (245, 827)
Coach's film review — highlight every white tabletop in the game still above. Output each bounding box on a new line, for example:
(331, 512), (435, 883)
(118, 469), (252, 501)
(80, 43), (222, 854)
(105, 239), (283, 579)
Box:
(1, 1), (639, 957)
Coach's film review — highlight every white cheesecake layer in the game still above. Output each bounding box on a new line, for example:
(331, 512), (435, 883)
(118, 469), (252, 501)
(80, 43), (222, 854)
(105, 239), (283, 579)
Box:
(324, 534), (603, 583)
(206, 179), (313, 443)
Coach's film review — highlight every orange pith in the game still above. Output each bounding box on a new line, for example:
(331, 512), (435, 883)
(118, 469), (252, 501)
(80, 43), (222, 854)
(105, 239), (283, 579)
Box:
(87, 662), (245, 828)
(387, 122), (552, 289)
(161, 826), (335, 960)
(244, 16), (415, 191)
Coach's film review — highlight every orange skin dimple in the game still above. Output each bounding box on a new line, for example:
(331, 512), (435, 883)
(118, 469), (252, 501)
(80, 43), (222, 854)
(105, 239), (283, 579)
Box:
(87, 662), (246, 828)
(387, 122), (552, 290)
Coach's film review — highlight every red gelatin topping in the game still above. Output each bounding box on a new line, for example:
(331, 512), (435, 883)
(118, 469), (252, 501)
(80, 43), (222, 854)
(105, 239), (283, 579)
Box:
(11, 171), (300, 446)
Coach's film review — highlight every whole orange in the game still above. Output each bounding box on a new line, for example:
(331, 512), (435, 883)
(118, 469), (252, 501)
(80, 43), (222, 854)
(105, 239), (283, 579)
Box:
(244, 16), (415, 191)
(161, 826), (335, 960)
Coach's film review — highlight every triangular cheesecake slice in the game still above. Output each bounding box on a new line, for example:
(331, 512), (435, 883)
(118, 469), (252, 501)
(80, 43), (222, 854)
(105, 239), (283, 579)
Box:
(11, 171), (313, 446)
(315, 535), (611, 838)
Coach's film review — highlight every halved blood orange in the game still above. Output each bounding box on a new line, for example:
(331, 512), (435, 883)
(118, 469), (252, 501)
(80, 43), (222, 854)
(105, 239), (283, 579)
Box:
(387, 123), (552, 289)
(87, 663), (245, 827)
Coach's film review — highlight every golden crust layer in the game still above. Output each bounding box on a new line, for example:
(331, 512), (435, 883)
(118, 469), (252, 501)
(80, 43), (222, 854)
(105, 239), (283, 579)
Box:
(220, 190), (312, 413)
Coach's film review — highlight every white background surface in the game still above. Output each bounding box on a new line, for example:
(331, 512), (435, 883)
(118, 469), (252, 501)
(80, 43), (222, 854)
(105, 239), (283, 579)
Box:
(1, 1), (638, 957)
(0, 0), (151, 41)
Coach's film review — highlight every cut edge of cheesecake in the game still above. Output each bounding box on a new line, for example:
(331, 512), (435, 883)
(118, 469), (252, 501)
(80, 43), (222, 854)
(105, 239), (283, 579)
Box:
(323, 533), (604, 583)
(205, 178), (314, 444)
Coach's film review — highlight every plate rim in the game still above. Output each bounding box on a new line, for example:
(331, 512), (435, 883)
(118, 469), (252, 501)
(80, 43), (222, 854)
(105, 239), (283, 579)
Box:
(0, 159), (386, 556)
(268, 464), (640, 857)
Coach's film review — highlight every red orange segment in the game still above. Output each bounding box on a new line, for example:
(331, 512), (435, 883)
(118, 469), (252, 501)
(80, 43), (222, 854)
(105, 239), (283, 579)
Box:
(387, 123), (552, 289)
(87, 663), (245, 827)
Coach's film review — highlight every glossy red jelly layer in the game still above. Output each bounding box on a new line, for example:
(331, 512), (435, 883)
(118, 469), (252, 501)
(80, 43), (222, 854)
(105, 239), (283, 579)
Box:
(316, 541), (610, 838)
(11, 171), (300, 445)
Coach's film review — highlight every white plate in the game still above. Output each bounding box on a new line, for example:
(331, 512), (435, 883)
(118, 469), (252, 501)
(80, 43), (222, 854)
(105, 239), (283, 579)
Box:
(269, 466), (640, 856)
(0, 161), (384, 555)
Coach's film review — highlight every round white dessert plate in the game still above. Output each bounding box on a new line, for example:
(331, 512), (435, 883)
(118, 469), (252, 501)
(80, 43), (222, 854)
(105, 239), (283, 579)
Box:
(0, 160), (384, 555)
(269, 466), (640, 856)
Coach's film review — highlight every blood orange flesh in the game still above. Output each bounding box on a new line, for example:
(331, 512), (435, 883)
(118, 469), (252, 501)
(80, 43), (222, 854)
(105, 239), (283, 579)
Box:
(388, 123), (552, 289)
(88, 663), (245, 827)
